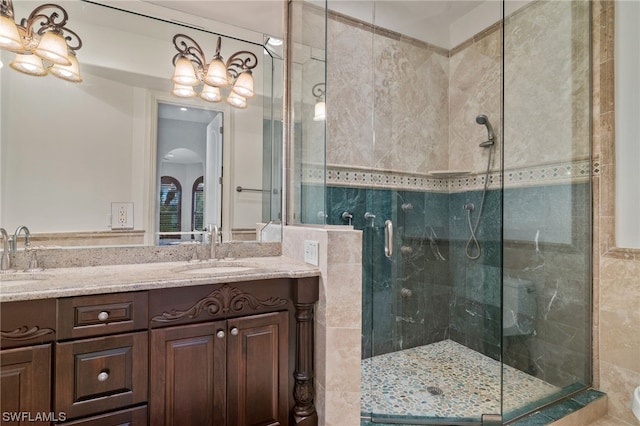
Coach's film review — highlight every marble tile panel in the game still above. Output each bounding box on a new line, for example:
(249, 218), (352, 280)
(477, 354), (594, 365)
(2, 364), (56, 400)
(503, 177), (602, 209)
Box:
(598, 361), (640, 425)
(325, 327), (361, 392)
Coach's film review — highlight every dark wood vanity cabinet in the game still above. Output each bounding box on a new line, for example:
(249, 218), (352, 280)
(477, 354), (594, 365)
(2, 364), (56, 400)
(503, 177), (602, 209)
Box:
(0, 299), (56, 424)
(150, 312), (288, 426)
(0, 275), (319, 426)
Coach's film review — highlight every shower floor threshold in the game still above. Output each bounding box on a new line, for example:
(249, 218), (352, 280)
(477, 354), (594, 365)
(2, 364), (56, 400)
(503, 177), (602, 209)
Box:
(361, 339), (560, 421)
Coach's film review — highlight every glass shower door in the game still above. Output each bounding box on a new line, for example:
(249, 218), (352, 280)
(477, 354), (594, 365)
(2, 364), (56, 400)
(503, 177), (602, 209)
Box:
(359, 1), (505, 423)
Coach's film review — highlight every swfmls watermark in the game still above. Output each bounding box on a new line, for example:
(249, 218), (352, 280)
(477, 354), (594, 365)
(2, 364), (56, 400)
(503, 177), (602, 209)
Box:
(1, 412), (67, 422)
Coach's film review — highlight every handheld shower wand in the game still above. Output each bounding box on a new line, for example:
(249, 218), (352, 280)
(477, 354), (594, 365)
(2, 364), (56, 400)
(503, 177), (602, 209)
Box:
(476, 114), (495, 147)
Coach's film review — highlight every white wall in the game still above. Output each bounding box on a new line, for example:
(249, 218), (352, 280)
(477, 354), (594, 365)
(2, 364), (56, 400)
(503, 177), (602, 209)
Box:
(615, 0), (640, 248)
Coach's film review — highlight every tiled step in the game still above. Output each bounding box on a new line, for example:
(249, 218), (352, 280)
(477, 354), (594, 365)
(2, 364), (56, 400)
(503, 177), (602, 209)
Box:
(510, 389), (607, 425)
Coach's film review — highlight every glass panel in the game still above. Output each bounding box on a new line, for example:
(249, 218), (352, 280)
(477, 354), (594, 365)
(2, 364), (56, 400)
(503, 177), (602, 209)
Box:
(289, 0), (327, 225)
(502, 0), (592, 421)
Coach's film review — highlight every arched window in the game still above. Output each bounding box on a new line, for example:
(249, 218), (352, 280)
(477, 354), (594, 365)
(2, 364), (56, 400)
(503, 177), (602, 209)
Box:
(192, 176), (204, 235)
(159, 176), (181, 240)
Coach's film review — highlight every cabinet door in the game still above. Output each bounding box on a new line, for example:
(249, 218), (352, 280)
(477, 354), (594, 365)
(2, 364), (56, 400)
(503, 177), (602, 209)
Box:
(227, 312), (289, 426)
(150, 322), (227, 426)
(0, 344), (52, 425)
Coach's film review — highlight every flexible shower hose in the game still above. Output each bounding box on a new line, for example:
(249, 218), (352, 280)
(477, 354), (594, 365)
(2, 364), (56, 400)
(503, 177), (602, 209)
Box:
(465, 144), (494, 260)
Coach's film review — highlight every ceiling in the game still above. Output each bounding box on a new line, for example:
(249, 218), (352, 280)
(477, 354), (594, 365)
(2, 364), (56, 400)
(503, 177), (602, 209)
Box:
(142, 1), (492, 47)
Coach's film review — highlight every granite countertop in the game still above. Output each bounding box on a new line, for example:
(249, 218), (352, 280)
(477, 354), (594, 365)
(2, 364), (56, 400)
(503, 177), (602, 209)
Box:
(0, 256), (321, 302)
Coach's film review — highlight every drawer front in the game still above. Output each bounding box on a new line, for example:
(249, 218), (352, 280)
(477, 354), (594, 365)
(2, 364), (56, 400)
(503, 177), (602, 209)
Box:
(54, 405), (147, 425)
(58, 292), (148, 340)
(55, 332), (148, 420)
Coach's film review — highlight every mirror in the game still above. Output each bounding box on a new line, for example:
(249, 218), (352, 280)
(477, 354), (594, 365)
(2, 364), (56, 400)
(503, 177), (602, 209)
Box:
(0, 0), (284, 247)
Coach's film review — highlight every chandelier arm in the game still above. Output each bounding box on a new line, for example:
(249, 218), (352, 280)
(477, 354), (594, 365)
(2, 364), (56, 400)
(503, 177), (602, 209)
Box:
(312, 83), (325, 98)
(26, 4), (69, 34)
(172, 33), (207, 69)
(226, 50), (258, 78)
(0, 0), (15, 19)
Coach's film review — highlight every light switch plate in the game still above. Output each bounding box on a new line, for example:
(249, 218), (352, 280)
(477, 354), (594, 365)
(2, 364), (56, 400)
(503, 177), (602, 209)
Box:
(111, 202), (134, 229)
(303, 240), (319, 266)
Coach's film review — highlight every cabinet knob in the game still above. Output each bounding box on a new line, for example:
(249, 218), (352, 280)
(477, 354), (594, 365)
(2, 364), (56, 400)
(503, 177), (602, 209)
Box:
(97, 371), (109, 382)
(216, 330), (225, 338)
(230, 327), (239, 336)
(97, 311), (109, 321)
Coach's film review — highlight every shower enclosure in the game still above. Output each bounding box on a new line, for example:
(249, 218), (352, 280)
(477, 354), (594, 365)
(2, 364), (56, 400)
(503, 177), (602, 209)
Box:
(290, 0), (592, 424)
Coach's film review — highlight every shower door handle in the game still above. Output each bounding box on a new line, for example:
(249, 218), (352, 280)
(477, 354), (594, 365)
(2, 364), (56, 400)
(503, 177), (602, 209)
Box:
(384, 220), (393, 258)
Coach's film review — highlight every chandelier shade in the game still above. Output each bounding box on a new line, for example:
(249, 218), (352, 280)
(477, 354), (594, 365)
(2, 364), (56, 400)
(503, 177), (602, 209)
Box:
(203, 56), (229, 87)
(200, 85), (222, 102)
(232, 70), (254, 98)
(225, 90), (247, 109)
(10, 53), (47, 76)
(34, 31), (71, 65)
(50, 52), (82, 82)
(171, 83), (197, 98)
(172, 56), (199, 86)
(0, 14), (22, 50)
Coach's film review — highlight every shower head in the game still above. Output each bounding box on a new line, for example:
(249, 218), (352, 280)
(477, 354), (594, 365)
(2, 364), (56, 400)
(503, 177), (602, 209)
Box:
(476, 114), (495, 147)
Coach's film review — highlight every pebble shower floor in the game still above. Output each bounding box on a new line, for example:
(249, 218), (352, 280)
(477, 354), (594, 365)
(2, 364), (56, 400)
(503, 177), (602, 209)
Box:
(361, 340), (560, 421)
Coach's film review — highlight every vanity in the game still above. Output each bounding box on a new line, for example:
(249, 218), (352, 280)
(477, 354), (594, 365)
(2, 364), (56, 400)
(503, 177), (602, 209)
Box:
(0, 257), (320, 426)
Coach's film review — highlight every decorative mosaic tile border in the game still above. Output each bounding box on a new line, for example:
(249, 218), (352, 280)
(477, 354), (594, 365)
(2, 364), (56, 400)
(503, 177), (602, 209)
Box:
(302, 159), (596, 192)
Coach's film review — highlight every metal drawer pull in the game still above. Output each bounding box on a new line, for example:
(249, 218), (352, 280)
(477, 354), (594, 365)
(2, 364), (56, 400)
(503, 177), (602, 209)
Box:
(97, 371), (109, 382)
(97, 311), (109, 321)
(216, 330), (225, 338)
(230, 327), (239, 336)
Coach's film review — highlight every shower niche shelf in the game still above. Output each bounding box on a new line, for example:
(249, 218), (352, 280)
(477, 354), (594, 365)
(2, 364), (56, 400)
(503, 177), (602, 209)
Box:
(427, 170), (471, 178)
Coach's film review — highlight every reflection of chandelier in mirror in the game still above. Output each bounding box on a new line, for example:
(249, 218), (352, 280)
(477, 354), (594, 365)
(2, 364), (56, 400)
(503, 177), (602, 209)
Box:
(0, 0), (82, 82)
(171, 34), (258, 109)
(312, 83), (326, 121)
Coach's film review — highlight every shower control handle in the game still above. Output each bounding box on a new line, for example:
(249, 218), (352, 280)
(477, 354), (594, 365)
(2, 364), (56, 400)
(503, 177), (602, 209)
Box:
(364, 212), (376, 228)
(384, 220), (393, 258)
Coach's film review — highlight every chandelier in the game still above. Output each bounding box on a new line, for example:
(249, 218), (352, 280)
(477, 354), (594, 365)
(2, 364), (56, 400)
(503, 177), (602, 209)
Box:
(312, 83), (325, 121)
(171, 34), (258, 109)
(0, 0), (82, 82)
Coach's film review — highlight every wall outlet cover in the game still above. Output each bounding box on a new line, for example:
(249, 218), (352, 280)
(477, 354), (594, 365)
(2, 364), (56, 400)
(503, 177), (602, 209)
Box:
(111, 202), (134, 229)
(303, 240), (319, 266)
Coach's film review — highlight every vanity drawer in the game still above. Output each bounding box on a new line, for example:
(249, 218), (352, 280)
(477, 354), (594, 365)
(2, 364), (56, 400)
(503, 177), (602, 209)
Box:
(55, 332), (148, 420)
(58, 292), (148, 340)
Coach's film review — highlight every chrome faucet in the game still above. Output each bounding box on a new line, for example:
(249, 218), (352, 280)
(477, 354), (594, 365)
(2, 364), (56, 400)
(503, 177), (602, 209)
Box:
(206, 224), (221, 260)
(11, 225), (31, 252)
(1, 228), (11, 271)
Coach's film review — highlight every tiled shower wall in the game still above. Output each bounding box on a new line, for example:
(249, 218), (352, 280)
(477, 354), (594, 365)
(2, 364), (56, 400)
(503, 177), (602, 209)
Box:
(311, 0), (592, 390)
